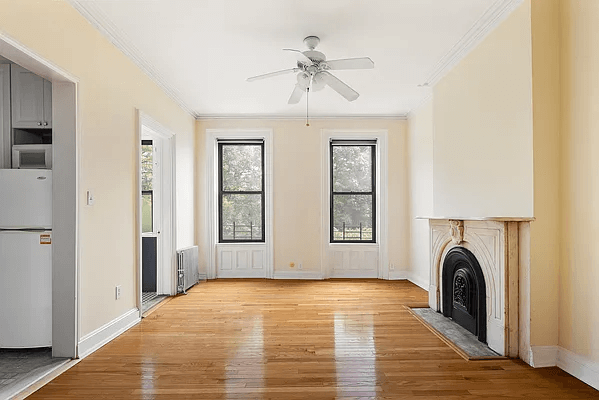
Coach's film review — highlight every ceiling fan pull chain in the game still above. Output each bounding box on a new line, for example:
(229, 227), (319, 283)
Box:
(306, 87), (310, 127)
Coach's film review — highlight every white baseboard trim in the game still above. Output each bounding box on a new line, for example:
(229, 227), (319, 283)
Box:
(408, 274), (429, 291)
(388, 270), (429, 291)
(273, 271), (324, 280)
(530, 346), (558, 367)
(557, 347), (599, 390)
(388, 270), (411, 280)
(77, 308), (140, 359)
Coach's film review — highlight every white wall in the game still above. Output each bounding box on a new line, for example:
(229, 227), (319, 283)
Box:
(432, 1), (534, 218)
(406, 98), (433, 288)
(176, 131), (196, 249)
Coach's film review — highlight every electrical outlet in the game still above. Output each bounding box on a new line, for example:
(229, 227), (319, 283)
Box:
(298, 263), (303, 270)
(290, 262), (295, 268)
(389, 263), (395, 271)
(115, 285), (121, 300)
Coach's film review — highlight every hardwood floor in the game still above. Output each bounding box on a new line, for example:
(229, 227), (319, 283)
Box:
(28, 280), (597, 399)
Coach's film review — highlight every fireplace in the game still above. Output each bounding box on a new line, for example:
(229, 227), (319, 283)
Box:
(422, 218), (532, 357)
(442, 246), (486, 343)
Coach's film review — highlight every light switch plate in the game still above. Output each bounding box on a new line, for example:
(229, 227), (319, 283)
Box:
(87, 190), (95, 206)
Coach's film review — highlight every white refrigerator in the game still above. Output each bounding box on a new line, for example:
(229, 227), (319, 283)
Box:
(0, 169), (52, 348)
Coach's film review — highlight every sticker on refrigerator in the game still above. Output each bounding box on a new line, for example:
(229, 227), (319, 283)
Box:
(40, 234), (51, 244)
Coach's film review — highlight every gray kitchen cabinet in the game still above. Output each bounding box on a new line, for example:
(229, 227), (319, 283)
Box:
(11, 65), (52, 129)
(0, 64), (10, 169)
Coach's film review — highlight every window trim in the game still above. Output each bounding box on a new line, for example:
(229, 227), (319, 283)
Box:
(205, 129), (274, 280)
(329, 141), (377, 243)
(320, 129), (389, 280)
(217, 141), (266, 243)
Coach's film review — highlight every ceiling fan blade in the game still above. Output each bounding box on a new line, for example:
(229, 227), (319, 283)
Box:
(320, 71), (360, 102)
(247, 68), (299, 82)
(288, 84), (305, 104)
(283, 48), (314, 66)
(325, 57), (374, 70)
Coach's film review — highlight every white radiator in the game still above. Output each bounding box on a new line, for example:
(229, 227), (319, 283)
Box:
(177, 246), (199, 294)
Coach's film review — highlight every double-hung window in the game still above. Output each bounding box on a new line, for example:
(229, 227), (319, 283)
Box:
(218, 140), (265, 242)
(330, 140), (376, 243)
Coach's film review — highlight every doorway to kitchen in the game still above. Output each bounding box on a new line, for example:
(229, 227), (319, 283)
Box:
(138, 112), (176, 315)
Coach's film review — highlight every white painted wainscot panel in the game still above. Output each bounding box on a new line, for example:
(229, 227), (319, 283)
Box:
(217, 244), (268, 278)
(328, 244), (379, 278)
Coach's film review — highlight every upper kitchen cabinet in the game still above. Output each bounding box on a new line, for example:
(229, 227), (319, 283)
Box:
(0, 65), (10, 169)
(11, 65), (52, 129)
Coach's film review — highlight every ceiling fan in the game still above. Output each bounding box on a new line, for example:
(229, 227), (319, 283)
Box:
(247, 36), (374, 105)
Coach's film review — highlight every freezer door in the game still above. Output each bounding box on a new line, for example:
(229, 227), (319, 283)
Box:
(0, 231), (52, 348)
(0, 169), (52, 228)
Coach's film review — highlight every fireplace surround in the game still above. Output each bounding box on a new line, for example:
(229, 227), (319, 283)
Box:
(424, 218), (532, 357)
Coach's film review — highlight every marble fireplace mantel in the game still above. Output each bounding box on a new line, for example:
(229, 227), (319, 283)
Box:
(419, 217), (531, 357)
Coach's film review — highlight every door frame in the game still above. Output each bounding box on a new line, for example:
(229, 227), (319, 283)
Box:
(0, 33), (80, 358)
(320, 129), (389, 279)
(136, 110), (176, 317)
(204, 129), (274, 279)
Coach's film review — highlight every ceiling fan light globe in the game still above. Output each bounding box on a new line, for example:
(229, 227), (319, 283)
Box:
(296, 72), (310, 89)
(311, 73), (326, 91)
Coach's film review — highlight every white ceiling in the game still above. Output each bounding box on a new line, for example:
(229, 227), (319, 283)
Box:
(70, 0), (521, 118)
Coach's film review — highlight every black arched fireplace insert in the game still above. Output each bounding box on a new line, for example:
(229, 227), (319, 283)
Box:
(442, 247), (487, 343)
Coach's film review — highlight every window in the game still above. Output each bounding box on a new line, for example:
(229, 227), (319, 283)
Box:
(218, 140), (265, 242)
(330, 140), (376, 243)
(141, 140), (153, 233)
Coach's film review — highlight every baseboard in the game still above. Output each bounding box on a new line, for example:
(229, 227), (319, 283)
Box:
(408, 274), (429, 291)
(557, 347), (599, 390)
(77, 308), (140, 359)
(388, 270), (411, 280)
(529, 346), (558, 367)
(388, 270), (429, 291)
(273, 271), (324, 280)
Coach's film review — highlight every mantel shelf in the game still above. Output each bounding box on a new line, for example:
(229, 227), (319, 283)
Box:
(416, 216), (535, 222)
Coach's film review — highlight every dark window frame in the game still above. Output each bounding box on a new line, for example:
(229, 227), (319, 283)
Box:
(218, 141), (265, 243)
(330, 140), (376, 243)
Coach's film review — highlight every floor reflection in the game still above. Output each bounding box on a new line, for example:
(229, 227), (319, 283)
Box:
(334, 312), (377, 397)
(140, 356), (155, 400)
(226, 315), (264, 399)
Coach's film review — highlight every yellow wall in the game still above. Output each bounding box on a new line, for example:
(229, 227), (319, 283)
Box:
(530, 0), (561, 349)
(559, 0), (599, 364)
(407, 98), (433, 287)
(0, 0), (195, 336)
(196, 119), (408, 275)
(432, 1), (534, 218)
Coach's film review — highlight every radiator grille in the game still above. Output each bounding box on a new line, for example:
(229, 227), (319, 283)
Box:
(177, 246), (199, 293)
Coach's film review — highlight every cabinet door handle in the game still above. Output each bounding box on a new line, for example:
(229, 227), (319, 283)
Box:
(37, 122), (42, 126)
(43, 122), (48, 126)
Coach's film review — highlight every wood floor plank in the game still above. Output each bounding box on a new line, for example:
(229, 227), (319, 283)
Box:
(27, 279), (598, 399)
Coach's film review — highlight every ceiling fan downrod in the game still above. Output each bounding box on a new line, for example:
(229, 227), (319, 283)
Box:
(306, 87), (310, 127)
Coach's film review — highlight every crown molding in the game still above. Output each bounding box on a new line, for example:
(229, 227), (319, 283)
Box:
(407, 93), (433, 119)
(68, 0), (196, 117)
(195, 114), (408, 121)
(423, 0), (525, 87)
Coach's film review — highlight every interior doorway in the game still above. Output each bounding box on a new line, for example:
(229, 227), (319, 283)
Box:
(137, 112), (176, 315)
